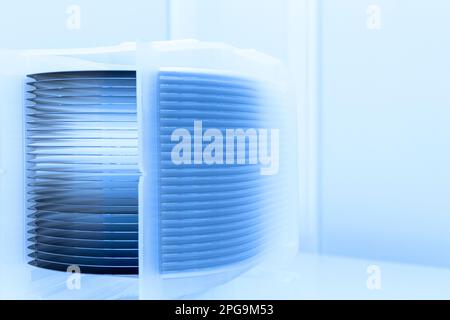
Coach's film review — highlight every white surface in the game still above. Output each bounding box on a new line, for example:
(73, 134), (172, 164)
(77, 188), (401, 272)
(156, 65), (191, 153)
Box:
(201, 254), (450, 299)
(0, 264), (139, 300)
(3, 253), (450, 299)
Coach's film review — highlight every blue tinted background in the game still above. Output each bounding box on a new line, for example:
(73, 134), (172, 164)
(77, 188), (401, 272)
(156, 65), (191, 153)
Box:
(318, 0), (450, 267)
(0, 0), (168, 49)
(2, 0), (450, 297)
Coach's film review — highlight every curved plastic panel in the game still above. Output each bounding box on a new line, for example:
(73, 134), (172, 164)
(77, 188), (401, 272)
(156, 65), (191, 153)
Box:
(139, 41), (298, 298)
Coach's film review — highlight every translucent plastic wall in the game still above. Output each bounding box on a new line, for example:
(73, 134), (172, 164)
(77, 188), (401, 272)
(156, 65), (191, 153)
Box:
(0, 47), (140, 297)
(0, 52), (27, 298)
(0, 52), (26, 270)
(138, 41), (298, 298)
(0, 41), (299, 298)
(169, 0), (315, 252)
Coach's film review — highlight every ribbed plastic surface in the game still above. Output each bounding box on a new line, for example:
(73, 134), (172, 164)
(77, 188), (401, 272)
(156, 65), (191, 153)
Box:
(158, 70), (273, 273)
(26, 71), (139, 274)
